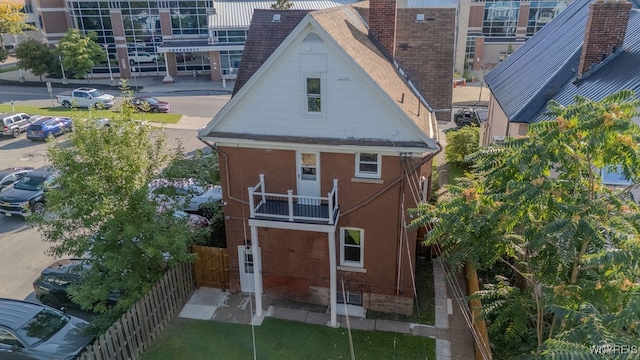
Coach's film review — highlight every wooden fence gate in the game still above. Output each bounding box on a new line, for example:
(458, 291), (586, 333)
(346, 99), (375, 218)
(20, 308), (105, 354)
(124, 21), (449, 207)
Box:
(192, 245), (229, 290)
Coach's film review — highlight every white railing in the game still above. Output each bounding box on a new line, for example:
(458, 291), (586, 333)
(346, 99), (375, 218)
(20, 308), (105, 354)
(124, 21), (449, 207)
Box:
(248, 174), (339, 225)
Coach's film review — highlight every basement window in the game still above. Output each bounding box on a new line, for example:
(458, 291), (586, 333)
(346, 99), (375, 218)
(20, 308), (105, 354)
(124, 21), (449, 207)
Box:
(337, 291), (363, 306)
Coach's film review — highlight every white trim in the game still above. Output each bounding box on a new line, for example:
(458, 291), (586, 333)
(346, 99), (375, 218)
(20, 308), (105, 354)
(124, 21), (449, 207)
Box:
(340, 227), (364, 268)
(350, 177), (384, 184)
(302, 73), (325, 117)
(601, 165), (633, 186)
(199, 137), (434, 156)
(337, 265), (367, 273)
(355, 153), (381, 179)
(248, 218), (337, 233)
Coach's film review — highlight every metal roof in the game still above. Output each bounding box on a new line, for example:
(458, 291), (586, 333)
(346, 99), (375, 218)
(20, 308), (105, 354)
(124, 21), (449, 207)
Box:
(404, 0), (457, 8)
(486, 0), (640, 124)
(208, 0), (359, 29)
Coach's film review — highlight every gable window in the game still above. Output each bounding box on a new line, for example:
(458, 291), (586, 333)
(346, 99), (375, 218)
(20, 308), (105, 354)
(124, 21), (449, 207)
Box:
(356, 153), (381, 179)
(340, 227), (364, 267)
(306, 77), (321, 112)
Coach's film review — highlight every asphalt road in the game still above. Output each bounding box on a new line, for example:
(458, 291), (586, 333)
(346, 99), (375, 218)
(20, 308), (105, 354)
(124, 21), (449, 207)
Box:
(0, 84), (230, 119)
(0, 82), (227, 310)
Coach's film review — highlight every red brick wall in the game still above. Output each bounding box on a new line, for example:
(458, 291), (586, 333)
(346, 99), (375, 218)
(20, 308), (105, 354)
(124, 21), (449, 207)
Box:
(394, 8), (456, 122)
(217, 146), (432, 310)
(369, 0), (397, 59)
(578, 0), (632, 77)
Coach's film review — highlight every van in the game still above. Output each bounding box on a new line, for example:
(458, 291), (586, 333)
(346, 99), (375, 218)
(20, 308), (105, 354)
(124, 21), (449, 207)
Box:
(1, 112), (36, 138)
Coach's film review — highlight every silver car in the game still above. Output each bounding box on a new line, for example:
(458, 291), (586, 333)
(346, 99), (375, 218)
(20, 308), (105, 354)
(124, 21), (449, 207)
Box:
(149, 178), (222, 218)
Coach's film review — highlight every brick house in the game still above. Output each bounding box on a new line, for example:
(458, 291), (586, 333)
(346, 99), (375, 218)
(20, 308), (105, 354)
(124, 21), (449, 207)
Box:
(198, 0), (454, 326)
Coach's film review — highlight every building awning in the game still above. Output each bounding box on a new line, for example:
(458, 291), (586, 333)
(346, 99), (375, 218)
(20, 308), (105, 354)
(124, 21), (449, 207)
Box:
(157, 40), (244, 53)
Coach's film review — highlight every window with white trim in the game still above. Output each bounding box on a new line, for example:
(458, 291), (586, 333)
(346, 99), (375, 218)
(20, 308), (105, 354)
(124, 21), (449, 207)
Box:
(601, 164), (633, 185)
(355, 153), (381, 179)
(340, 227), (364, 267)
(337, 291), (363, 306)
(306, 77), (322, 113)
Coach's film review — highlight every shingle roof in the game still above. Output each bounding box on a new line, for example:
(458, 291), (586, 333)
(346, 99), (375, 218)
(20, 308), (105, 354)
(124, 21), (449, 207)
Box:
(485, 0), (640, 124)
(209, 0), (358, 29)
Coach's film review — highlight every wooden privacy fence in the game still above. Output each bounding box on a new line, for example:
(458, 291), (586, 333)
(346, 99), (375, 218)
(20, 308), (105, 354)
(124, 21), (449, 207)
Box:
(78, 262), (196, 360)
(192, 245), (229, 290)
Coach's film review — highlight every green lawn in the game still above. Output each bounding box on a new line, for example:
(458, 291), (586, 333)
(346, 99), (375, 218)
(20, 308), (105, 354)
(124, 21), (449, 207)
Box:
(142, 317), (436, 360)
(0, 104), (181, 124)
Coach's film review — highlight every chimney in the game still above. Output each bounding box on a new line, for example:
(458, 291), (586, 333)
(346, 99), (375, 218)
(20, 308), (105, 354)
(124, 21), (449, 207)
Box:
(369, 0), (397, 59)
(578, 0), (632, 77)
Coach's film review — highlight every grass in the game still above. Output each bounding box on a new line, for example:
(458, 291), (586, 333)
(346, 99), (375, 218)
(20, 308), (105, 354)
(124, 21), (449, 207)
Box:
(366, 257), (435, 326)
(142, 317), (436, 360)
(446, 163), (467, 186)
(0, 66), (18, 73)
(0, 104), (181, 124)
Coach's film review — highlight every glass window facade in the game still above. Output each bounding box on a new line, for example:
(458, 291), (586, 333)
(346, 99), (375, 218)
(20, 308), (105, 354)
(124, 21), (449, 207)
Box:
(213, 30), (248, 43)
(220, 50), (242, 75)
(170, 1), (210, 35)
(465, 36), (476, 70)
(527, 1), (567, 36)
(483, 1), (520, 37)
(69, 1), (113, 45)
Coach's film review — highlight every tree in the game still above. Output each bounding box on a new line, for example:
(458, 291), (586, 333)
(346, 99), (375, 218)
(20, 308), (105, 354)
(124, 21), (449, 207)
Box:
(55, 29), (105, 80)
(0, 3), (33, 63)
(30, 83), (200, 333)
(15, 39), (54, 81)
(411, 90), (640, 357)
(271, 0), (293, 10)
(444, 126), (479, 166)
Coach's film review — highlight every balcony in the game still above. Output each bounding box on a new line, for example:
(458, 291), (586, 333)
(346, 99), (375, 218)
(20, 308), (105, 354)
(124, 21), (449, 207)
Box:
(248, 174), (339, 226)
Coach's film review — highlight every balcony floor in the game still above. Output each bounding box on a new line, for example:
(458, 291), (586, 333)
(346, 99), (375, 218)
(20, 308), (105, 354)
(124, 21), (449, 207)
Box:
(254, 200), (337, 225)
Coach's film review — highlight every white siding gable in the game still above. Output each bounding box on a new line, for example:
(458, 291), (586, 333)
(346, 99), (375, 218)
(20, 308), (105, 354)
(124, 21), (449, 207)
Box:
(210, 23), (429, 145)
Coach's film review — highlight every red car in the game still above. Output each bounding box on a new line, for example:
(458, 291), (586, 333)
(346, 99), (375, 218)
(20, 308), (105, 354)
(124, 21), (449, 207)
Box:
(129, 96), (171, 113)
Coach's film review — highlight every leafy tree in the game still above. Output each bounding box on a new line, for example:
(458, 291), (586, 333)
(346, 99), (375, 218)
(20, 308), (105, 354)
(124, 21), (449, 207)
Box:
(15, 39), (54, 81)
(30, 83), (199, 333)
(444, 126), (479, 166)
(0, 3), (32, 62)
(55, 29), (105, 80)
(411, 90), (640, 357)
(271, 0), (293, 9)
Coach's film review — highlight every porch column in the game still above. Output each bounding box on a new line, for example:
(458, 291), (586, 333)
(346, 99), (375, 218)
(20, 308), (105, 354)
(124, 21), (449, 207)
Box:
(328, 231), (337, 327)
(162, 52), (174, 83)
(251, 225), (263, 317)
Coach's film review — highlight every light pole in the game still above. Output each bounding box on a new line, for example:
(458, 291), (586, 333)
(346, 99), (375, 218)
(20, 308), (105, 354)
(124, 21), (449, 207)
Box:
(103, 44), (115, 86)
(55, 44), (68, 84)
(12, 35), (24, 82)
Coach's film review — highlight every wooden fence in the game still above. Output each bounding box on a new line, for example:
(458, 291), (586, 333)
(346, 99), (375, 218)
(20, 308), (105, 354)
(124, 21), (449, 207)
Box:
(78, 262), (196, 360)
(192, 245), (229, 290)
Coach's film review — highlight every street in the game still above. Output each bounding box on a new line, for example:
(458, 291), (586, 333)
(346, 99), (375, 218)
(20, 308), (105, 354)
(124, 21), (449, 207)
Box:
(0, 85), (229, 306)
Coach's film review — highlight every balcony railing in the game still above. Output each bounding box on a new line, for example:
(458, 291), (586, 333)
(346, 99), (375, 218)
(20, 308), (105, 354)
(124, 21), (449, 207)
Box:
(248, 174), (339, 225)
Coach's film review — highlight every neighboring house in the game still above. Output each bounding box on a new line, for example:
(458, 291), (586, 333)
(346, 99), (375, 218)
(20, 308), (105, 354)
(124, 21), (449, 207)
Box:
(199, 0), (455, 326)
(482, 0), (640, 146)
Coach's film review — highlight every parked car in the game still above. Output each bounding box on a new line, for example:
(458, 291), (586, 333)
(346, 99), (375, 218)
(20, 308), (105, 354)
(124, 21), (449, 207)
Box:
(26, 117), (73, 141)
(175, 52), (194, 62)
(56, 88), (116, 109)
(33, 259), (119, 310)
(1, 112), (38, 138)
(0, 169), (56, 217)
(149, 178), (222, 218)
(128, 96), (171, 113)
(0, 298), (95, 360)
(0, 167), (34, 192)
(157, 205), (210, 228)
(128, 51), (159, 65)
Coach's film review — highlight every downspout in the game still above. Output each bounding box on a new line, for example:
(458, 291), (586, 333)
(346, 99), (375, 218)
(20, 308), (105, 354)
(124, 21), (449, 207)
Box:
(341, 142), (443, 217)
(198, 138), (249, 205)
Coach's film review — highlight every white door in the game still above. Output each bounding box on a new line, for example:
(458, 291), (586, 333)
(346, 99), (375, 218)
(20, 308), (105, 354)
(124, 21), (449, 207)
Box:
(296, 151), (320, 205)
(238, 246), (260, 293)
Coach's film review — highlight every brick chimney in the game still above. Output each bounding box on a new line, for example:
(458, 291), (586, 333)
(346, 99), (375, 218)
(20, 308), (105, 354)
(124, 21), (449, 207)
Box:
(369, 0), (397, 59)
(578, 0), (632, 77)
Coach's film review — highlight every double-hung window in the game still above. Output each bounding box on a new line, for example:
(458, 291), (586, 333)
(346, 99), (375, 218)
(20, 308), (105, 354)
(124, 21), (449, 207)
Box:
(306, 77), (322, 113)
(601, 164), (633, 186)
(340, 227), (364, 267)
(355, 153), (381, 179)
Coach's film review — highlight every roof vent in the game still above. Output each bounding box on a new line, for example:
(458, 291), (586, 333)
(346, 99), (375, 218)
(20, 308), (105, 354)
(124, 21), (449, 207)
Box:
(273, 14), (281, 22)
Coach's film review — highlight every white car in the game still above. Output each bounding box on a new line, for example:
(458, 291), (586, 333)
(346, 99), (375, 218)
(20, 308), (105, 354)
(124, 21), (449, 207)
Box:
(128, 52), (159, 65)
(149, 178), (222, 217)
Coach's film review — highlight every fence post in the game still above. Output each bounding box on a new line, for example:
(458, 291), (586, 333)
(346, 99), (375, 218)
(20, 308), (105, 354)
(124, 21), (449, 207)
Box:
(248, 186), (255, 217)
(287, 190), (294, 221)
(259, 174), (266, 204)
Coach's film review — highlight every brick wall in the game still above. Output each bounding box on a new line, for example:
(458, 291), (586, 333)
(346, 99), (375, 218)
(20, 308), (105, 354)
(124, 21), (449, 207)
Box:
(369, 0), (397, 59)
(394, 8), (456, 122)
(217, 146), (433, 313)
(578, 0), (632, 77)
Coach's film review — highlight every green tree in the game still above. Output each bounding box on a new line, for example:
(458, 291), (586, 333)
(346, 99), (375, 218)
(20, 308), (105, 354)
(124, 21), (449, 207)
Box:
(271, 0), (293, 10)
(444, 126), (479, 166)
(15, 39), (54, 81)
(411, 90), (640, 357)
(0, 3), (32, 62)
(30, 83), (198, 333)
(55, 29), (105, 80)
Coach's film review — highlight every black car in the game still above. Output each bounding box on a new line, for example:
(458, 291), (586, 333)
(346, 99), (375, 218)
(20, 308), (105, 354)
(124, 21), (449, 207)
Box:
(33, 259), (119, 310)
(0, 169), (55, 217)
(0, 167), (34, 192)
(129, 96), (171, 113)
(0, 298), (95, 360)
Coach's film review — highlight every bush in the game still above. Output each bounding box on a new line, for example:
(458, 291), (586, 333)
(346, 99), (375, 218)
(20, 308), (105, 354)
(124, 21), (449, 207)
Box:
(445, 126), (479, 166)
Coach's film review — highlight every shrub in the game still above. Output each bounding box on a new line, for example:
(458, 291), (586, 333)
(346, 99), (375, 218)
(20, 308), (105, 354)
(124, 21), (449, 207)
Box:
(445, 126), (479, 166)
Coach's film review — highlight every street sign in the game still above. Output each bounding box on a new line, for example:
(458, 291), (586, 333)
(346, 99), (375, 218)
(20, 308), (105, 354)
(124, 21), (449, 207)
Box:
(46, 81), (52, 93)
